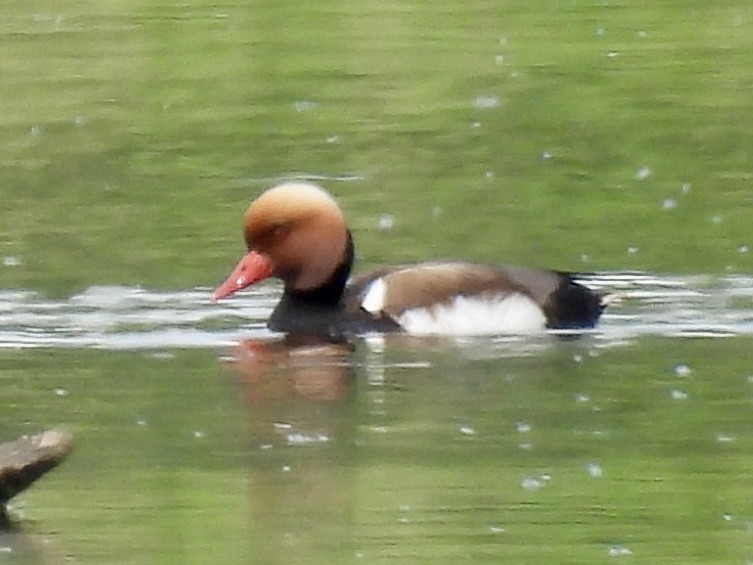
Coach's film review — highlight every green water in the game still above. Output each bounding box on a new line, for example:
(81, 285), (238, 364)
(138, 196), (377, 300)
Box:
(1, 0), (753, 563)
(2, 339), (753, 563)
(2, 0), (752, 293)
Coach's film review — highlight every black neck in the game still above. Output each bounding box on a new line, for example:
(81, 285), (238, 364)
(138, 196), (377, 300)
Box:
(267, 231), (401, 337)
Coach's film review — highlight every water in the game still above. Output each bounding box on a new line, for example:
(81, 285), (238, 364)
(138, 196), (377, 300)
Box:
(2, 275), (753, 562)
(1, 273), (752, 350)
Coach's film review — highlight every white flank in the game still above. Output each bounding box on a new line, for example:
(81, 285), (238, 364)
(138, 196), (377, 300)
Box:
(397, 294), (547, 336)
(361, 278), (386, 314)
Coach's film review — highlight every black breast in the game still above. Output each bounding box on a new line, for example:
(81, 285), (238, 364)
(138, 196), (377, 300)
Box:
(268, 231), (400, 339)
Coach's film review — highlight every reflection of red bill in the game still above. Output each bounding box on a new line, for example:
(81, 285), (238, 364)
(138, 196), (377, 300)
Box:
(213, 251), (273, 300)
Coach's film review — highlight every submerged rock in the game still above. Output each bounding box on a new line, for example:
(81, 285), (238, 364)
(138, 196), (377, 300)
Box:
(0, 428), (74, 527)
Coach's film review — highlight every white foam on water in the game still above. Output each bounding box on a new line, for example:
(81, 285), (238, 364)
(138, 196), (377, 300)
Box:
(0, 272), (752, 350)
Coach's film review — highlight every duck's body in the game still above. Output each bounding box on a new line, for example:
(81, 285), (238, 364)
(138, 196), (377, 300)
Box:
(214, 182), (607, 338)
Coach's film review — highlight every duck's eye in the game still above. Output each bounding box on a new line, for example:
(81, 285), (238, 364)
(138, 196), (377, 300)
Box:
(250, 222), (293, 249)
(267, 223), (291, 242)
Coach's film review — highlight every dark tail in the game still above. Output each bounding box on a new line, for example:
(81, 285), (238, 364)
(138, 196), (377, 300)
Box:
(544, 276), (609, 329)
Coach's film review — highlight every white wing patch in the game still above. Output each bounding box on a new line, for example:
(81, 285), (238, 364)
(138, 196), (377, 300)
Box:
(361, 277), (387, 314)
(396, 294), (547, 336)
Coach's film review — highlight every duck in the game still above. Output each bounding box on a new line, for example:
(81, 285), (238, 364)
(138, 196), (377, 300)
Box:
(213, 182), (610, 338)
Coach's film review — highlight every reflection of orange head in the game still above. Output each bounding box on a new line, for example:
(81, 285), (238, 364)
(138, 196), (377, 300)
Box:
(228, 337), (352, 404)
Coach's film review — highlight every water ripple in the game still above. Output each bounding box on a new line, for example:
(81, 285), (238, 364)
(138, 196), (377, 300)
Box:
(0, 285), (277, 349)
(0, 273), (751, 350)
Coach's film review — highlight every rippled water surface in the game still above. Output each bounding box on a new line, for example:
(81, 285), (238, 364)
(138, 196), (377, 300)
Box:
(2, 274), (753, 563)
(1, 273), (752, 349)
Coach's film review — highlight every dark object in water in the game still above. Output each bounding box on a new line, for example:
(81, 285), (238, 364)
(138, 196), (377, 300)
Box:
(0, 428), (74, 527)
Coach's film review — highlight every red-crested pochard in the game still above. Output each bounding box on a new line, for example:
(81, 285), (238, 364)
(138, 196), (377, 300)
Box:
(213, 182), (610, 337)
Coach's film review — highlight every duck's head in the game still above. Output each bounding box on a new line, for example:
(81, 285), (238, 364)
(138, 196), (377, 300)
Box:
(213, 182), (349, 300)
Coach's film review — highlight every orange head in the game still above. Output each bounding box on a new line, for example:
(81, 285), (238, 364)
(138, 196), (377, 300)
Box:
(213, 182), (349, 300)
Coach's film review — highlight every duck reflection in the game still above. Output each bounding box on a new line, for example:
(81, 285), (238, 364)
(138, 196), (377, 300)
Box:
(224, 335), (359, 562)
(229, 335), (353, 403)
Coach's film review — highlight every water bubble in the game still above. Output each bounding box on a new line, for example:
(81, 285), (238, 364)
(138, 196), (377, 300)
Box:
(634, 165), (652, 180)
(281, 464), (291, 472)
(136, 417), (147, 426)
(377, 214), (395, 230)
(661, 198), (677, 210)
(723, 513), (733, 522)
(608, 545), (632, 557)
(515, 422), (531, 433)
(587, 462), (603, 478)
(54, 388), (68, 397)
(474, 95), (501, 109)
(150, 351), (175, 360)
(520, 477), (544, 492)
(192, 430), (205, 439)
(293, 100), (317, 113)
(458, 424), (476, 436)
(286, 432), (330, 446)
(673, 363), (692, 377)
(670, 389), (688, 400)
